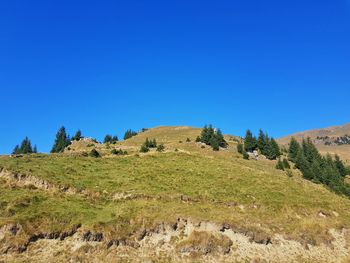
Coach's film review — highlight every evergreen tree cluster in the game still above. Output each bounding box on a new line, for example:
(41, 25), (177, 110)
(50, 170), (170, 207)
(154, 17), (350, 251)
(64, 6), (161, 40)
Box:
(51, 127), (71, 153)
(124, 129), (138, 140)
(196, 125), (227, 151)
(104, 135), (118, 144)
(242, 129), (281, 160)
(13, 137), (37, 154)
(140, 138), (157, 153)
(288, 137), (350, 196)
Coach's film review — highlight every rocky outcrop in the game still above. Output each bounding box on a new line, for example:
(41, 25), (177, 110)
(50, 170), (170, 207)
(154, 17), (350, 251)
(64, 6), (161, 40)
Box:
(0, 218), (349, 262)
(0, 168), (77, 195)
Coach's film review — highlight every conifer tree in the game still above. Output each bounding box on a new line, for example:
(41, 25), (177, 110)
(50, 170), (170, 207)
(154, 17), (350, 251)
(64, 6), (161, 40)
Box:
(265, 138), (281, 160)
(215, 129), (227, 148)
(51, 126), (71, 153)
(112, 136), (119, 144)
(334, 155), (347, 177)
(72, 130), (82, 141)
(13, 137), (35, 154)
(282, 158), (290, 169)
(20, 137), (33, 154)
(104, 135), (113, 144)
(288, 137), (301, 162)
(124, 129), (138, 140)
(302, 138), (321, 163)
(257, 129), (269, 155)
(276, 158), (284, 170)
(210, 137), (220, 151)
(244, 129), (257, 152)
(12, 145), (20, 155)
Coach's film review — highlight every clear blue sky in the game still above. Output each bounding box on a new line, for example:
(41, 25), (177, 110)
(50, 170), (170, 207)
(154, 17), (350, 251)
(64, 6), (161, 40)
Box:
(1, 0), (349, 154)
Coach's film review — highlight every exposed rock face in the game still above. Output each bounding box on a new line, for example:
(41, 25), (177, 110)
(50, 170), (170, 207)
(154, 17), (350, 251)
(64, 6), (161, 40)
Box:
(0, 168), (77, 194)
(1, 219), (349, 263)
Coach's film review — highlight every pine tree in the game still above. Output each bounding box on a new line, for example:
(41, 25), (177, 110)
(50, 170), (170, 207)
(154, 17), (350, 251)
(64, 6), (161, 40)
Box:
(12, 145), (20, 155)
(334, 155), (347, 177)
(215, 129), (227, 148)
(124, 129), (138, 140)
(111, 136), (119, 144)
(210, 137), (220, 151)
(302, 138), (321, 164)
(244, 129), (257, 152)
(72, 130), (82, 141)
(265, 138), (281, 160)
(51, 126), (71, 153)
(276, 158), (284, 170)
(282, 158), (290, 169)
(104, 135), (112, 144)
(257, 129), (269, 155)
(20, 137), (33, 154)
(288, 137), (300, 162)
(198, 125), (227, 151)
(200, 125), (211, 144)
(33, 145), (38, 153)
(13, 137), (35, 154)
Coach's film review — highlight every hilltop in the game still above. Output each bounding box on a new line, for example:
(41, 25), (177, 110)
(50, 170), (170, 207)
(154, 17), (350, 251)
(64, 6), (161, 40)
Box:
(1, 126), (350, 262)
(278, 123), (350, 164)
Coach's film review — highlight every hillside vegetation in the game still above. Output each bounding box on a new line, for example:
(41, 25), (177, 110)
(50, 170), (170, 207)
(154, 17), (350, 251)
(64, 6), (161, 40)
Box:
(1, 126), (350, 262)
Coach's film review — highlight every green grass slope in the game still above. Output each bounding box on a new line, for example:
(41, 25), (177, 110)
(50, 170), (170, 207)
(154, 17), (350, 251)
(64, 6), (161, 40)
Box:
(1, 126), (350, 262)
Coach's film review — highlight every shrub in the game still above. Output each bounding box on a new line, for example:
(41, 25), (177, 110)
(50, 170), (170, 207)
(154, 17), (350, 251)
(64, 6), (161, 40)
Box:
(156, 144), (165, 152)
(186, 138), (191, 142)
(237, 143), (244, 154)
(243, 151), (249, 160)
(111, 149), (127, 155)
(140, 145), (149, 153)
(283, 158), (290, 169)
(89, 149), (100, 158)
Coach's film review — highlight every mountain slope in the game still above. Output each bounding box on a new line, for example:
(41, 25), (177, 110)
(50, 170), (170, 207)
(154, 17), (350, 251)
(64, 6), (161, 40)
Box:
(1, 126), (350, 262)
(278, 123), (350, 163)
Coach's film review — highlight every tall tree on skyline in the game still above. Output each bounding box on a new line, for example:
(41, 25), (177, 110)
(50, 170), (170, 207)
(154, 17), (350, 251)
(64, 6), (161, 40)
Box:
(51, 126), (71, 153)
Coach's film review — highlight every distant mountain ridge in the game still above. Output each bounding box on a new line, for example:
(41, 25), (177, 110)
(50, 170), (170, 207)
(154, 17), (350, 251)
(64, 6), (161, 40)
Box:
(278, 123), (350, 163)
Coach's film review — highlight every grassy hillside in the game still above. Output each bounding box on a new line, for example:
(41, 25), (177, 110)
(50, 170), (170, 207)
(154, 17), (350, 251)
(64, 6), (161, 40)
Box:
(1, 126), (350, 262)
